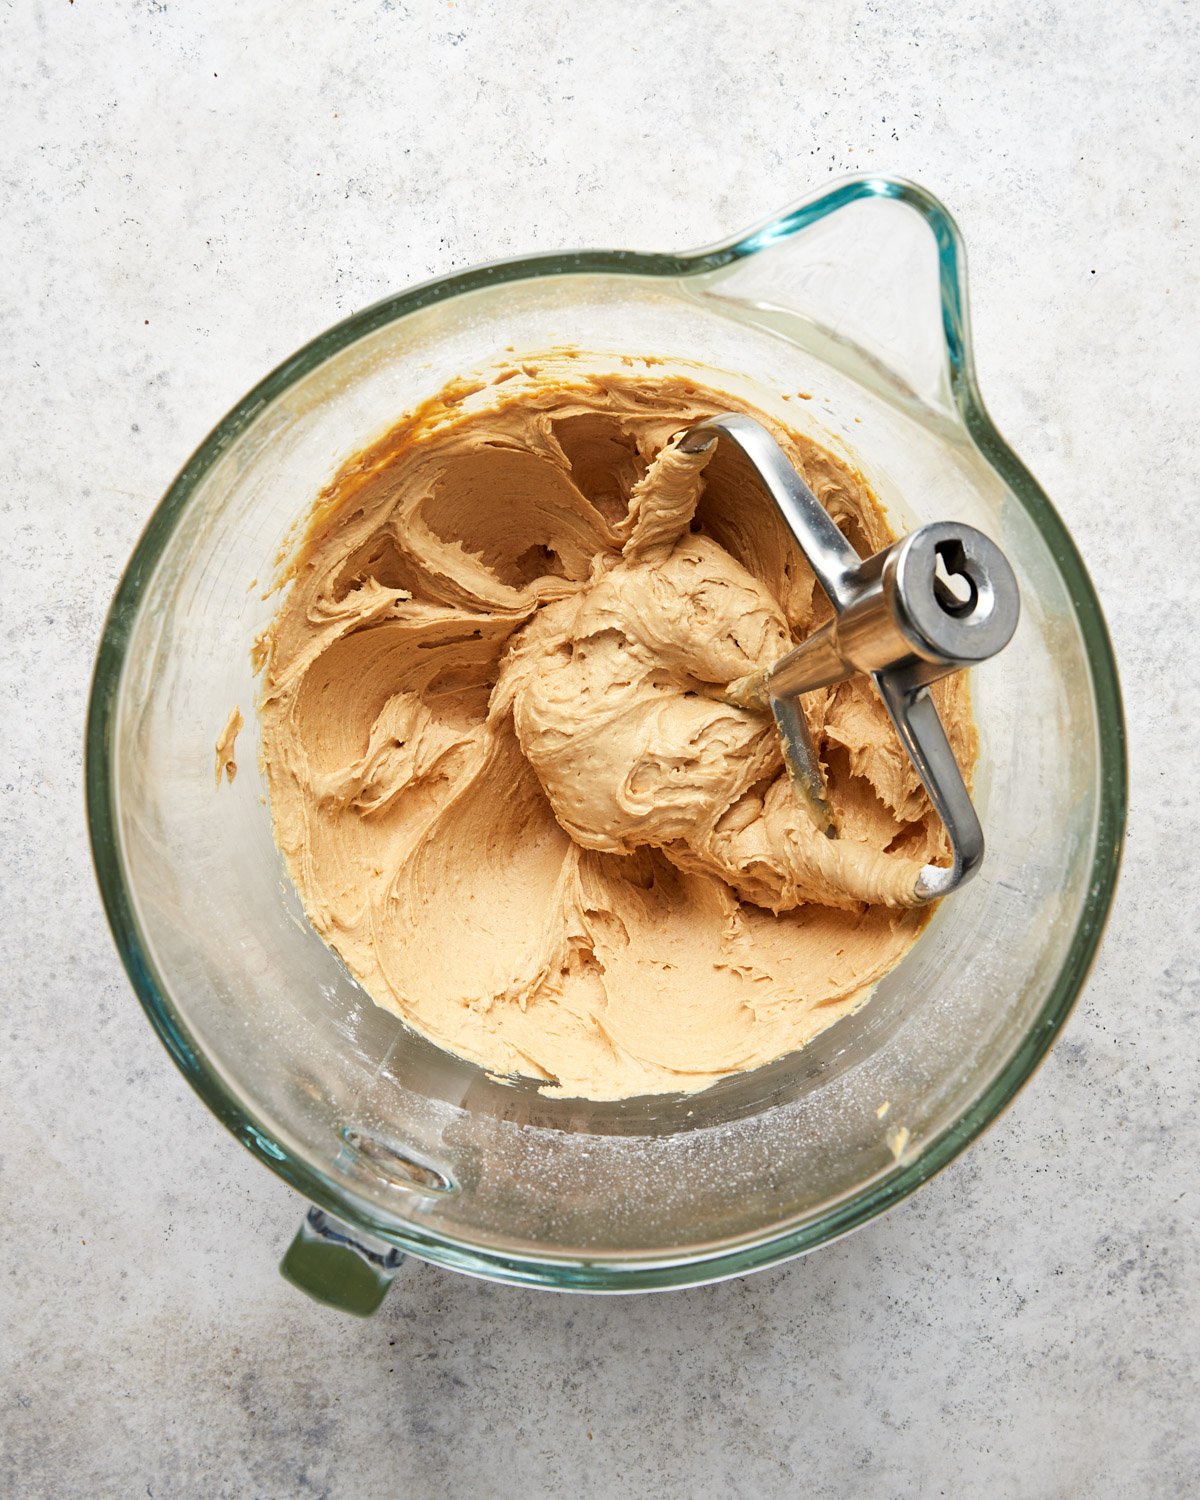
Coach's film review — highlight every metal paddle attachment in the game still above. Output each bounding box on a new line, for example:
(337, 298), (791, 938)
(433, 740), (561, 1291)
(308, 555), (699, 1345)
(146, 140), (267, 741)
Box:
(679, 414), (1020, 903)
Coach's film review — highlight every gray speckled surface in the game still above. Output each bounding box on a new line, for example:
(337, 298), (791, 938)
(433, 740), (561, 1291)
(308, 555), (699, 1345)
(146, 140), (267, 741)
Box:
(3, 2), (1197, 1496)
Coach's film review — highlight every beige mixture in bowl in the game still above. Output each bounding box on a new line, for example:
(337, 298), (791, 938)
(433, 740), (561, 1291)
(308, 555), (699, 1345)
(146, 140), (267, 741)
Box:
(255, 356), (974, 1100)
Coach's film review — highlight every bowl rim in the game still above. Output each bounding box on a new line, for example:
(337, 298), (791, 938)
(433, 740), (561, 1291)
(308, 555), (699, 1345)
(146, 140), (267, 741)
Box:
(85, 173), (1127, 1291)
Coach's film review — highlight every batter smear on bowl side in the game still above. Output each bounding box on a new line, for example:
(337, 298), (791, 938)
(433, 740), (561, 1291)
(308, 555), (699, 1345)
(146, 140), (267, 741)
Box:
(258, 359), (975, 1100)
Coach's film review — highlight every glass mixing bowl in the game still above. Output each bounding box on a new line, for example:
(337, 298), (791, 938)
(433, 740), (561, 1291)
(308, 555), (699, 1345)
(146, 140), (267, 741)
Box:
(87, 176), (1125, 1312)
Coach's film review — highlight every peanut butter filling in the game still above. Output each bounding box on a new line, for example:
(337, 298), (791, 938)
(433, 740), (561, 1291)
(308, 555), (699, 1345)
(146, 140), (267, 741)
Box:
(258, 361), (973, 1099)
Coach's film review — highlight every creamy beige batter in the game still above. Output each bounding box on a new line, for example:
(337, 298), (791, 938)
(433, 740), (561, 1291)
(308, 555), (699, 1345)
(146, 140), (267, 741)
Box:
(215, 706), (243, 786)
(258, 358), (974, 1099)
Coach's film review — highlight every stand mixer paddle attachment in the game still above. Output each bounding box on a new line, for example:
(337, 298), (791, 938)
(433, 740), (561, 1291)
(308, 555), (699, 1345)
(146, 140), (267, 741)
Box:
(679, 414), (1020, 904)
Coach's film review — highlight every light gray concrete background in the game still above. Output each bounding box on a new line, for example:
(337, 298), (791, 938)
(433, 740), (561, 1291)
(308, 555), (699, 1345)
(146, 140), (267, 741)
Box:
(3, 2), (1197, 1496)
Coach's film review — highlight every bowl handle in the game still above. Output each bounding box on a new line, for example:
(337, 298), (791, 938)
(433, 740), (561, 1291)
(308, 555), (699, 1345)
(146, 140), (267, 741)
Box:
(687, 177), (973, 419)
(280, 1206), (405, 1316)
